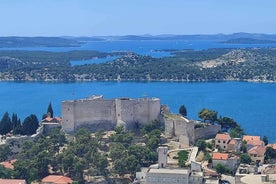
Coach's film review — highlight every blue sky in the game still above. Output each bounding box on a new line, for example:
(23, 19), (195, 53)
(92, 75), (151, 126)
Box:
(0, 0), (275, 36)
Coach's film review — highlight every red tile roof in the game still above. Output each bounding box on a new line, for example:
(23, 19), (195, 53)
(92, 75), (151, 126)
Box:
(243, 135), (261, 142)
(267, 143), (276, 149)
(42, 116), (62, 123)
(0, 159), (16, 170)
(215, 133), (231, 140)
(243, 135), (264, 146)
(0, 179), (26, 184)
(41, 175), (73, 184)
(228, 139), (236, 145)
(248, 146), (266, 156)
(212, 152), (229, 160)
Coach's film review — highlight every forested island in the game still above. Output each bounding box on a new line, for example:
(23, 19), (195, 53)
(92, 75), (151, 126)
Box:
(0, 48), (275, 82)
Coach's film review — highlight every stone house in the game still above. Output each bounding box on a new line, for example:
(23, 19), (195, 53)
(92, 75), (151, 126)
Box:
(212, 152), (240, 172)
(243, 135), (265, 151)
(215, 133), (241, 153)
(247, 145), (266, 164)
(215, 133), (231, 150)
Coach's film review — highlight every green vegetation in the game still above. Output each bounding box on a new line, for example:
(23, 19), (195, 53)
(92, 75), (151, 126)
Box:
(196, 139), (207, 152)
(265, 147), (276, 163)
(198, 108), (218, 124)
(240, 153), (252, 164)
(0, 48), (275, 81)
(214, 163), (230, 175)
(196, 108), (245, 138)
(0, 145), (11, 162)
(179, 105), (187, 117)
(1, 119), (163, 183)
(262, 136), (269, 146)
(176, 150), (189, 167)
(47, 103), (54, 118)
(0, 112), (38, 136)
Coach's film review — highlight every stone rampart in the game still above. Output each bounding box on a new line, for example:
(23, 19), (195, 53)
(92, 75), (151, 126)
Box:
(162, 114), (195, 145)
(61, 95), (161, 133)
(194, 124), (221, 141)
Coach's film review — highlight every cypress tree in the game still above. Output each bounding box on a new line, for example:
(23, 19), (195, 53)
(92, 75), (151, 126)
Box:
(11, 113), (22, 135)
(22, 114), (39, 135)
(47, 103), (53, 118)
(0, 112), (12, 135)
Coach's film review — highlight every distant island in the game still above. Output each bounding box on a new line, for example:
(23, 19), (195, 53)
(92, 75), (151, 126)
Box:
(222, 37), (276, 44)
(2, 33), (276, 48)
(0, 37), (82, 48)
(0, 48), (275, 82)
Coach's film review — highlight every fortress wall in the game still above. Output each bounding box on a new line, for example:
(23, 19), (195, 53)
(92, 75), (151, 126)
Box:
(61, 96), (161, 133)
(119, 98), (161, 129)
(163, 118), (174, 138)
(148, 99), (161, 122)
(194, 124), (221, 141)
(73, 99), (116, 132)
(174, 118), (188, 137)
(132, 100), (150, 125)
(61, 101), (75, 133)
(119, 99), (135, 128)
(186, 121), (195, 145)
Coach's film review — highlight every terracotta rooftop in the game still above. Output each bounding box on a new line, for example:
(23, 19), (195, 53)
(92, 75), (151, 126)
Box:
(248, 146), (266, 156)
(0, 179), (26, 184)
(0, 159), (16, 170)
(267, 143), (276, 149)
(42, 116), (61, 123)
(212, 152), (229, 160)
(215, 133), (231, 140)
(243, 135), (264, 146)
(41, 175), (73, 184)
(228, 139), (236, 145)
(243, 135), (261, 142)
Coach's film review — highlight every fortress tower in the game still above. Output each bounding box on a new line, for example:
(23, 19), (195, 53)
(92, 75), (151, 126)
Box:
(157, 146), (168, 168)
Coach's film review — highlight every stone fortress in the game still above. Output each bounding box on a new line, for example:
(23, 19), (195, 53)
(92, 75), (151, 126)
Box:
(61, 95), (220, 146)
(61, 95), (161, 134)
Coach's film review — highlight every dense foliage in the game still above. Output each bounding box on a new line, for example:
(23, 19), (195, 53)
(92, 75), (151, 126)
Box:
(0, 112), (39, 136)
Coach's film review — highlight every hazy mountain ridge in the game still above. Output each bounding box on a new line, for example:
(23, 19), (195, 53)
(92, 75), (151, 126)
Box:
(1, 33), (276, 48)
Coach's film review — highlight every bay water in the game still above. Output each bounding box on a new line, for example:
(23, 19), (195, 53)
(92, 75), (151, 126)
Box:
(0, 39), (276, 142)
(1, 81), (275, 142)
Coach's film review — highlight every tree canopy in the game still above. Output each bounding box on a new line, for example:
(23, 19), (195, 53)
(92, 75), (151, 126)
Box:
(198, 108), (218, 124)
(0, 112), (12, 135)
(179, 105), (187, 117)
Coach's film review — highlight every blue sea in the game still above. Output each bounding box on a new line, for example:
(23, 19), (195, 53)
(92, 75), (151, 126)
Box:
(0, 40), (276, 142)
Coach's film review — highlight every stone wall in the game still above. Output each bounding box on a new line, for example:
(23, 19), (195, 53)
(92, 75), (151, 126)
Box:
(194, 124), (221, 141)
(61, 96), (161, 133)
(162, 114), (195, 145)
